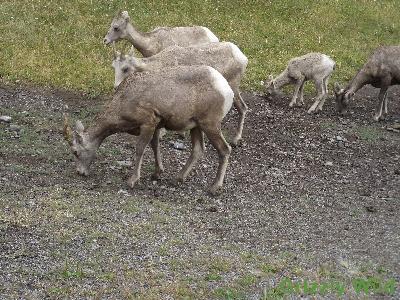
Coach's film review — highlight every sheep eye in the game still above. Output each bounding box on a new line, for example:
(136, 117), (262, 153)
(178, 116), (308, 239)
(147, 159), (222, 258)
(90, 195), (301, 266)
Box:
(122, 67), (129, 73)
(113, 27), (119, 32)
(73, 150), (79, 157)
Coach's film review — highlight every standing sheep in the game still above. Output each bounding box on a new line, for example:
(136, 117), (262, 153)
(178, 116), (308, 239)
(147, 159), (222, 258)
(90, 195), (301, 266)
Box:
(111, 42), (248, 145)
(103, 11), (219, 57)
(265, 53), (335, 114)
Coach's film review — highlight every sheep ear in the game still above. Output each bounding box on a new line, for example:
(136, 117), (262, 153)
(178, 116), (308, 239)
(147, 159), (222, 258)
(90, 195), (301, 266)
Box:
(268, 75), (274, 81)
(128, 46), (136, 57)
(121, 10), (130, 21)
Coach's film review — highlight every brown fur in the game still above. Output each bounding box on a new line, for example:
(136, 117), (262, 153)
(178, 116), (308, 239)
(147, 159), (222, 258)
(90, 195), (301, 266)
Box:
(104, 11), (219, 57)
(64, 66), (234, 195)
(334, 46), (400, 121)
(112, 42), (248, 145)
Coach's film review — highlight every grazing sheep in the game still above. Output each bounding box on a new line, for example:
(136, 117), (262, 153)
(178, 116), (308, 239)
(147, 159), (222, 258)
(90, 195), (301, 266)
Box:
(334, 46), (400, 121)
(265, 53), (335, 114)
(63, 66), (233, 195)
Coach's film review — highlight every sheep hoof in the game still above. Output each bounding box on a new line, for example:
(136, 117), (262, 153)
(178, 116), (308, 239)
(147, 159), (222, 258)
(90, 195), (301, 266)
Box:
(230, 137), (242, 147)
(373, 115), (382, 122)
(208, 185), (223, 196)
(171, 177), (184, 186)
(127, 176), (139, 189)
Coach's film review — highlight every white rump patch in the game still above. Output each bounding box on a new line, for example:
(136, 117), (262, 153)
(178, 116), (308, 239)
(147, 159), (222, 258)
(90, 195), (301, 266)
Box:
(228, 42), (248, 67)
(202, 27), (219, 42)
(208, 67), (234, 118)
(321, 54), (335, 71)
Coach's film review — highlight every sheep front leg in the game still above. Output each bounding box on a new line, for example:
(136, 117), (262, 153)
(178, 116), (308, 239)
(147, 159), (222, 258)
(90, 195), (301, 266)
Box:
(289, 78), (304, 107)
(316, 76), (331, 111)
(297, 79), (306, 106)
(128, 124), (155, 188)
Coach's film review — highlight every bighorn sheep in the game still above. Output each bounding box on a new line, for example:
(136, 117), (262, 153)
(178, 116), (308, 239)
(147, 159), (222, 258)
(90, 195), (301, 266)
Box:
(111, 42), (248, 145)
(103, 11), (219, 57)
(265, 53), (335, 114)
(334, 46), (400, 121)
(63, 66), (233, 195)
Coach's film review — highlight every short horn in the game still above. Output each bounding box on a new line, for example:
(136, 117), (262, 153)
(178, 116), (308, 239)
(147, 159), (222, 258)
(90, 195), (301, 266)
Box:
(63, 113), (73, 146)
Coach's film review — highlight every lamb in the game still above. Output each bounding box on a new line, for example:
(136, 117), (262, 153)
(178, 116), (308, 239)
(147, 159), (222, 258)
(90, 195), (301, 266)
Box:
(63, 65), (233, 195)
(264, 53), (336, 114)
(103, 11), (219, 57)
(111, 42), (248, 145)
(334, 46), (400, 121)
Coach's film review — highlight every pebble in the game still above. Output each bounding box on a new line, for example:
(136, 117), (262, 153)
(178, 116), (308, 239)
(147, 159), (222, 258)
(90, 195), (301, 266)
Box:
(170, 141), (186, 150)
(9, 124), (21, 132)
(116, 160), (132, 167)
(324, 161), (333, 167)
(0, 116), (12, 123)
(117, 189), (130, 196)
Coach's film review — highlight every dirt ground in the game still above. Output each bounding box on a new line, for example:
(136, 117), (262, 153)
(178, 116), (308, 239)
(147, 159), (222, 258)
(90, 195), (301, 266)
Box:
(0, 83), (399, 299)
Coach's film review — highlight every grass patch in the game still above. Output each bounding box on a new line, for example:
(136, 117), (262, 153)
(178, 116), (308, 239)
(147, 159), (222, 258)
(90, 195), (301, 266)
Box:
(354, 126), (384, 143)
(1, 1), (400, 95)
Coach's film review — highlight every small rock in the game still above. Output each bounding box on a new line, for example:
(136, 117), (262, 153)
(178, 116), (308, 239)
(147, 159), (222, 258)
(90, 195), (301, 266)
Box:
(365, 205), (377, 213)
(336, 135), (344, 141)
(9, 124), (21, 132)
(208, 206), (218, 212)
(337, 141), (345, 148)
(117, 189), (130, 196)
(116, 160), (132, 167)
(324, 161), (333, 167)
(170, 141), (186, 150)
(0, 116), (12, 123)
(392, 123), (400, 129)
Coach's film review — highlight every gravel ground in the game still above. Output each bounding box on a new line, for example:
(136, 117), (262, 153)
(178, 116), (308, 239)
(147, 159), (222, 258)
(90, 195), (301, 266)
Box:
(0, 83), (399, 299)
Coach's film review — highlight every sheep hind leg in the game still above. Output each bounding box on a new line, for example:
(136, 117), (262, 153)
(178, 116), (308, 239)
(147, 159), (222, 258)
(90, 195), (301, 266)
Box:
(373, 88), (389, 121)
(200, 124), (231, 195)
(383, 90), (389, 116)
(231, 91), (248, 146)
(308, 79), (324, 114)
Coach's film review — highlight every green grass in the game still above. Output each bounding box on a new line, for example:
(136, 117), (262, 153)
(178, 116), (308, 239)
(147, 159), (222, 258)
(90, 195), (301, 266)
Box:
(1, 0), (400, 96)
